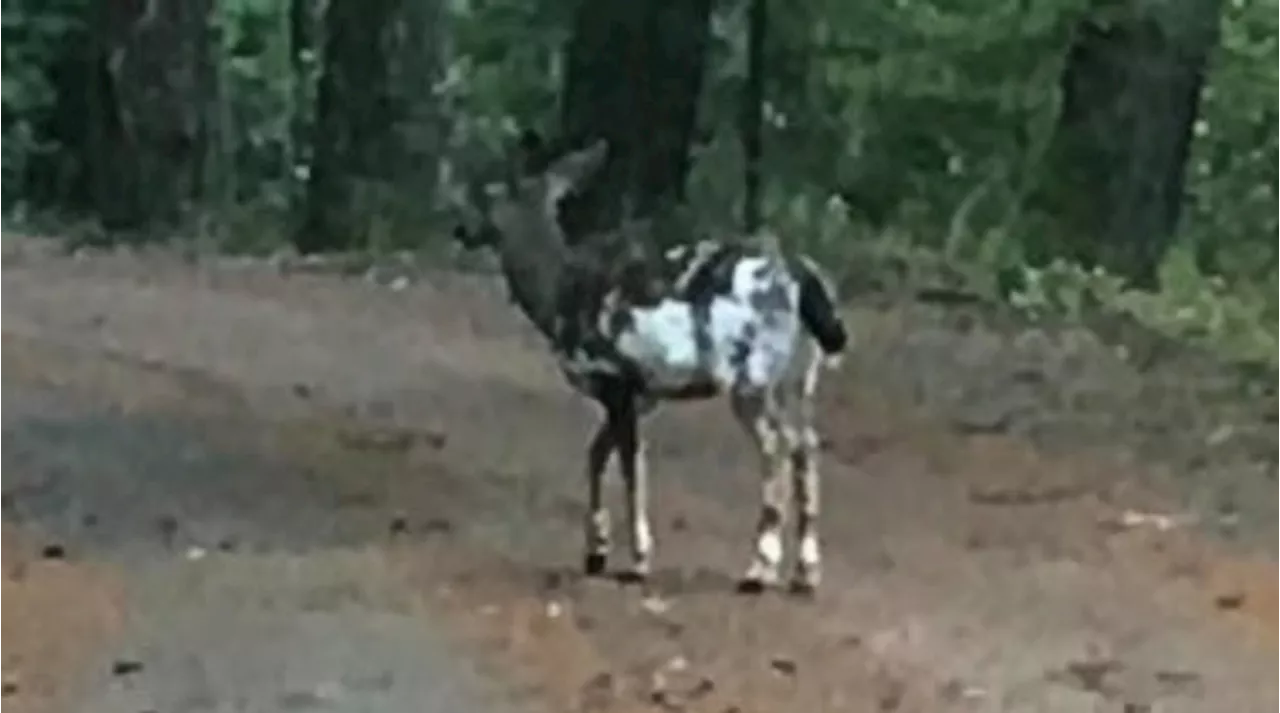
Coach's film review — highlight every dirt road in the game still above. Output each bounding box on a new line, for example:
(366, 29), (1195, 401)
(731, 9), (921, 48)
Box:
(3, 238), (1275, 713)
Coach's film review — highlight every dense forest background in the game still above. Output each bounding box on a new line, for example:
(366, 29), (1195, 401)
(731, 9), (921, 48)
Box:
(1, 0), (1275, 367)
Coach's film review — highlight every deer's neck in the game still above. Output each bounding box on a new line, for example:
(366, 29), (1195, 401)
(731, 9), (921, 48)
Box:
(494, 229), (572, 341)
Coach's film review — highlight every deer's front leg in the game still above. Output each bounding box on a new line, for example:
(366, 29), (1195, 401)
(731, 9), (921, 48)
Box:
(583, 420), (614, 576)
(790, 361), (826, 594)
(790, 424), (822, 594)
(612, 402), (652, 581)
(732, 390), (790, 593)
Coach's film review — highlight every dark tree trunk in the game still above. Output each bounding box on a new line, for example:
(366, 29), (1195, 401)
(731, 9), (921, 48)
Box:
(741, 0), (767, 232)
(83, 9), (133, 232)
(1038, 0), (1222, 286)
(298, 0), (398, 252)
(385, 0), (445, 228)
(190, 3), (217, 208)
(299, 0), (441, 252)
(558, 0), (714, 244)
(288, 0), (317, 212)
(77, 0), (212, 234)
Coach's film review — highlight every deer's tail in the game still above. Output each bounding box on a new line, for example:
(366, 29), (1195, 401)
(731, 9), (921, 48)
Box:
(796, 256), (848, 358)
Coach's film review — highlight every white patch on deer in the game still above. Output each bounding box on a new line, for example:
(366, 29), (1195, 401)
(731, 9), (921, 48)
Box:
(606, 256), (801, 391)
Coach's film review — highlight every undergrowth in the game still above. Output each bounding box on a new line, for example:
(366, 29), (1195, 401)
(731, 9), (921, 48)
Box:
(6, 191), (1277, 386)
(771, 191), (1279, 378)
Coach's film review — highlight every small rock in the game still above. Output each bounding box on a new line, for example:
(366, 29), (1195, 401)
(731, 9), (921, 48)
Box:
(291, 383), (313, 399)
(389, 276), (411, 291)
(215, 538), (238, 553)
(421, 430), (448, 450)
(648, 689), (682, 710)
(313, 681), (344, 701)
(345, 671), (394, 692)
(578, 672), (616, 711)
(641, 595), (670, 615)
(663, 656), (689, 673)
(1115, 509), (1194, 532)
(1154, 669), (1203, 695)
(769, 657), (798, 677)
(185, 546), (207, 561)
(2, 680), (17, 696)
(283, 679), (346, 706)
(278, 690), (325, 710)
(110, 659), (144, 676)
(388, 515), (409, 535)
(422, 518), (452, 535)
(951, 404), (1013, 435)
(545, 601), (563, 618)
(40, 543), (66, 560)
(839, 633), (863, 648)
(336, 427), (413, 452)
(156, 515), (180, 546)
(878, 685), (905, 711)
(689, 677), (715, 699)
(1058, 658), (1122, 693)
(1205, 424), (1235, 447)
(1214, 592), (1246, 610)
(938, 679), (986, 701)
(539, 570), (564, 592)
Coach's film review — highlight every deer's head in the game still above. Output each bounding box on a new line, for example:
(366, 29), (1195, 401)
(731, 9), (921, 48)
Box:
(452, 132), (609, 253)
(451, 133), (610, 338)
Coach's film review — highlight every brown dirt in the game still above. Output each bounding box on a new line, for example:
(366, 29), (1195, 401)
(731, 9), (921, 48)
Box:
(2, 526), (127, 713)
(2, 237), (1275, 713)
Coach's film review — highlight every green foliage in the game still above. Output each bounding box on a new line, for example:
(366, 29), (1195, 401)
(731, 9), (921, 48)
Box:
(755, 0), (1084, 234)
(1, 0), (86, 211)
(1009, 249), (1277, 368)
(1181, 0), (1277, 281)
(215, 0), (303, 206)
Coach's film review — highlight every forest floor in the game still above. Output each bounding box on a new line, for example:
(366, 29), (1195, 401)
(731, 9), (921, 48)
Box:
(2, 236), (1276, 713)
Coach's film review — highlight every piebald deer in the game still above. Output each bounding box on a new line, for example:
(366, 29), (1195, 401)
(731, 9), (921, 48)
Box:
(453, 136), (848, 594)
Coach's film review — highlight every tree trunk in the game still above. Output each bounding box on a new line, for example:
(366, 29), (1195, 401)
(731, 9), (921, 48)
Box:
(297, 0), (397, 252)
(287, 0), (317, 212)
(385, 0), (445, 228)
(299, 0), (441, 252)
(1038, 0), (1222, 286)
(81, 0), (212, 234)
(742, 0), (767, 232)
(558, 0), (714, 244)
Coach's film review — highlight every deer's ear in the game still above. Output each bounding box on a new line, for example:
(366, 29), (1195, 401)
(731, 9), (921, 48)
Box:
(513, 129), (546, 175)
(517, 129), (545, 157)
(544, 139), (608, 202)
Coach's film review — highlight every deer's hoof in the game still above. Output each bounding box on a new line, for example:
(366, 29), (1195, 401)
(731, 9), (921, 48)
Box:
(787, 579), (818, 599)
(735, 577), (768, 595)
(614, 569), (648, 586)
(583, 553), (608, 577)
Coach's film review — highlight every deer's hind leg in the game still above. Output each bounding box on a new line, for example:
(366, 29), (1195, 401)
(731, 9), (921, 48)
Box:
(788, 355), (826, 594)
(732, 388), (792, 593)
